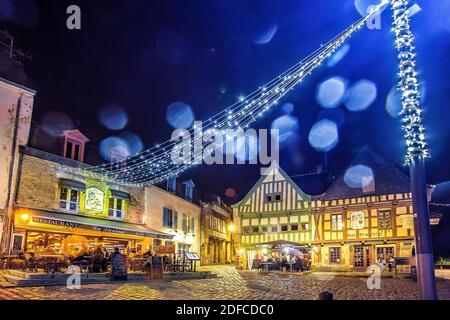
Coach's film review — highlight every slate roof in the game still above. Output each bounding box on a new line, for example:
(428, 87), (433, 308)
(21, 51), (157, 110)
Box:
(320, 147), (411, 200)
(290, 173), (333, 197)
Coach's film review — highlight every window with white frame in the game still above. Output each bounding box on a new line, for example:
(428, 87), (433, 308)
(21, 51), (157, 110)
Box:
(331, 214), (343, 231)
(59, 187), (79, 212)
(108, 197), (125, 219)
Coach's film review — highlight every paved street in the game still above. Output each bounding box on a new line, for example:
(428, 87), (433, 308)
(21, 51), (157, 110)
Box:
(1, 266), (449, 300)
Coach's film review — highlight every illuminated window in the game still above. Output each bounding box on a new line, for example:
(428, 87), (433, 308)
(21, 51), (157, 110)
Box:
(331, 214), (343, 231)
(329, 247), (341, 263)
(59, 187), (79, 212)
(108, 198), (125, 219)
(301, 223), (309, 231)
(378, 210), (392, 229)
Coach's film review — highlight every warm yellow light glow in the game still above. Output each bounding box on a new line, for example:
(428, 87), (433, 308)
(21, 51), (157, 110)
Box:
(239, 248), (245, 254)
(262, 248), (268, 254)
(20, 213), (30, 221)
(228, 224), (235, 232)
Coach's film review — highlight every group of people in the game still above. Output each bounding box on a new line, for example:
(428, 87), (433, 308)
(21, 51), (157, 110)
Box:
(376, 255), (395, 272)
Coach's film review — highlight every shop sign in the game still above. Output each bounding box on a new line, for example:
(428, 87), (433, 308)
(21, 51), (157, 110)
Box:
(350, 211), (365, 230)
(156, 245), (176, 254)
(85, 187), (104, 212)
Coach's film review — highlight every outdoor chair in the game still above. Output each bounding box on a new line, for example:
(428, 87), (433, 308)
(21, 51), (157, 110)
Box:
(22, 252), (39, 273)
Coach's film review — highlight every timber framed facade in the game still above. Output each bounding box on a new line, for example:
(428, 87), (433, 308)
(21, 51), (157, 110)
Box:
(233, 149), (420, 271)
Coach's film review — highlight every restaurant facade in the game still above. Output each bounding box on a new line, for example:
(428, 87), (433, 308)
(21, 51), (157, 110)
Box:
(233, 150), (424, 271)
(8, 142), (173, 256)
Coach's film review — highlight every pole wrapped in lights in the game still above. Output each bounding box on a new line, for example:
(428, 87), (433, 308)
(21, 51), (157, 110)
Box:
(390, 0), (429, 164)
(78, 3), (386, 187)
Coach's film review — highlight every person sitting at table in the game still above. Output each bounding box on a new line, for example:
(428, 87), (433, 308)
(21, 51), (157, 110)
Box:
(142, 250), (153, 258)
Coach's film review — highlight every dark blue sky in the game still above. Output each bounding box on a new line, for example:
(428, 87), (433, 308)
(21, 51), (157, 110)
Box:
(1, 0), (450, 203)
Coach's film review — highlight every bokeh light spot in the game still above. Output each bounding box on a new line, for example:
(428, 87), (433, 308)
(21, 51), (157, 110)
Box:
(316, 77), (347, 109)
(98, 105), (128, 130)
(254, 21), (278, 45)
(271, 115), (300, 147)
(327, 44), (350, 68)
(281, 102), (294, 115)
(119, 132), (144, 156)
(308, 119), (339, 152)
(99, 136), (130, 162)
(386, 85), (402, 119)
(344, 164), (374, 189)
(344, 80), (377, 112)
(225, 187), (236, 198)
(166, 101), (195, 129)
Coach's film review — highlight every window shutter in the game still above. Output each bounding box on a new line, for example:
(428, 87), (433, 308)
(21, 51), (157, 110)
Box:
(163, 207), (168, 227)
(190, 217), (195, 234)
(174, 211), (178, 230)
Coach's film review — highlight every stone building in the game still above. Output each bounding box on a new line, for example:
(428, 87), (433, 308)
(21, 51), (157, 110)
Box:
(0, 50), (36, 252)
(233, 149), (427, 271)
(200, 198), (233, 265)
(8, 129), (173, 254)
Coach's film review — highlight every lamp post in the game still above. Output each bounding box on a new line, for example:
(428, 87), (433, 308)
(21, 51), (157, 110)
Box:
(390, 0), (437, 300)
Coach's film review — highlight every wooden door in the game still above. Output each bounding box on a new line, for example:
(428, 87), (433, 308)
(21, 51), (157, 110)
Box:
(353, 245), (371, 271)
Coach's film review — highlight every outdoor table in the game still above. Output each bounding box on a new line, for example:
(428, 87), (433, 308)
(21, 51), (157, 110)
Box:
(260, 262), (271, 272)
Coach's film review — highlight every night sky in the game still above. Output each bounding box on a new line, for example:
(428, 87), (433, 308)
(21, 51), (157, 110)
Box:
(1, 0), (450, 204)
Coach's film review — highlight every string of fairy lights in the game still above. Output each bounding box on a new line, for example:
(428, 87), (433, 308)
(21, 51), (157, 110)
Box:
(390, 0), (429, 164)
(80, 2), (390, 187)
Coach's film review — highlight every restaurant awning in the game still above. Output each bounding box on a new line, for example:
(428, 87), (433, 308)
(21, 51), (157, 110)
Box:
(15, 207), (173, 240)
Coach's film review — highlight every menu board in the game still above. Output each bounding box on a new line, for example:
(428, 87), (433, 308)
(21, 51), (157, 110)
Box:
(185, 252), (200, 260)
(111, 253), (128, 281)
(151, 256), (163, 280)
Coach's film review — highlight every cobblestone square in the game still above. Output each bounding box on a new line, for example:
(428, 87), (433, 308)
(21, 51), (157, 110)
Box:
(1, 266), (449, 300)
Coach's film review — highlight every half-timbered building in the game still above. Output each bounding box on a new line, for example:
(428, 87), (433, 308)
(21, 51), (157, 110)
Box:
(233, 149), (425, 271)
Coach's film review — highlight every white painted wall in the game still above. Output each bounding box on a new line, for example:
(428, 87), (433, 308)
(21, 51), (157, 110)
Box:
(145, 186), (201, 257)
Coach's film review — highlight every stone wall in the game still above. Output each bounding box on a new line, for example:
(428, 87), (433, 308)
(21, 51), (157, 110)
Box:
(15, 151), (146, 225)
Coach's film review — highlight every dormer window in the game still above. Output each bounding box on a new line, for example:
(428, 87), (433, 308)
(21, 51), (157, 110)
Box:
(167, 177), (176, 194)
(63, 130), (89, 162)
(183, 180), (195, 202)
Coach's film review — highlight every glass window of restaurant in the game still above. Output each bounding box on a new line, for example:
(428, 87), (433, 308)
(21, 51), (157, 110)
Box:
(21, 230), (143, 255)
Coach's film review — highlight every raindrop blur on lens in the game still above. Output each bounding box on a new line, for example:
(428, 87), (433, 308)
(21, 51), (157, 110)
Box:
(166, 101), (195, 129)
(308, 119), (339, 152)
(41, 111), (74, 137)
(344, 80), (377, 112)
(327, 44), (350, 68)
(271, 115), (300, 147)
(316, 77), (347, 109)
(344, 164), (374, 189)
(99, 136), (130, 161)
(254, 21), (278, 45)
(98, 105), (128, 130)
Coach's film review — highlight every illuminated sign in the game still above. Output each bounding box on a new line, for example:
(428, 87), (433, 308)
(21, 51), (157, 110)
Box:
(85, 187), (104, 212)
(350, 211), (365, 230)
